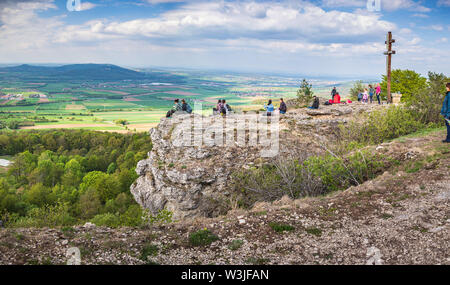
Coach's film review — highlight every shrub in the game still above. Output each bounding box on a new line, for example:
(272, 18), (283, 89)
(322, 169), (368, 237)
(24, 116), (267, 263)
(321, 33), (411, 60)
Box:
(91, 213), (120, 228)
(140, 244), (159, 261)
(340, 105), (424, 144)
(269, 222), (295, 233)
(12, 202), (75, 228)
(143, 209), (173, 225)
(189, 229), (219, 246)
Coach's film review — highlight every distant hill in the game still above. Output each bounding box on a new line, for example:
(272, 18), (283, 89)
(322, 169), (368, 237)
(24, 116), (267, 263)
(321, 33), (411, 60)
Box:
(0, 64), (185, 82)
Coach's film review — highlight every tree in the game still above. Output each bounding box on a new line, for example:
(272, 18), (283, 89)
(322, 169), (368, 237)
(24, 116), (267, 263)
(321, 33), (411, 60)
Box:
(349, 80), (366, 101)
(406, 71), (449, 124)
(381, 69), (427, 102)
(297, 79), (314, 105)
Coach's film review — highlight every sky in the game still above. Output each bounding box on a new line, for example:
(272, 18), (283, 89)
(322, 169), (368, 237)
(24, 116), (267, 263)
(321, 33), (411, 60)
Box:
(0, 0), (449, 78)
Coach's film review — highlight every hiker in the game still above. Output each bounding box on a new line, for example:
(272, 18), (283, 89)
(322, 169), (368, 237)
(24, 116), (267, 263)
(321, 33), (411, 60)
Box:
(213, 99), (222, 115)
(181, 99), (192, 114)
(376, 83), (381, 104)
(166, 99), (182, 117)
(264, 100), (275, 116)
(357, 91), (363, 102)
(221, 99), (232, 115)
(333, 92), (341, 104)
(308, 96), (320, 109)
(331, 87), (337, 100)
(279, 98), (287, 114)
(369, 85), (375, 104)
(441, 83), (450, 143)
(362, 89), (369, 103)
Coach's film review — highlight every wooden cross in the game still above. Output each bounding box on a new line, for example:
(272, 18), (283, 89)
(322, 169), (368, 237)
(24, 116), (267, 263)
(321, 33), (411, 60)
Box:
(384, 32), (396, 103)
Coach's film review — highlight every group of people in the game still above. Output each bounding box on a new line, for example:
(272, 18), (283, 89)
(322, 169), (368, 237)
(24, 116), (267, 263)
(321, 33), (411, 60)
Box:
(357, 84), (382, 104)
(263, 98), (287, 116)
(166, 99), (193, 118)
(213, 99), (233, 115)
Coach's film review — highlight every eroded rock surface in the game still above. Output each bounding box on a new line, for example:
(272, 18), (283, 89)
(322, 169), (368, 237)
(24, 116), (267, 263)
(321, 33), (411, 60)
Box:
(131, 103), (386, 220)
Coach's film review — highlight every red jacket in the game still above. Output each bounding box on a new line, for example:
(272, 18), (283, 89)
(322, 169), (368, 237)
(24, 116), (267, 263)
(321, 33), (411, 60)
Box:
(333, 94), (341, 104)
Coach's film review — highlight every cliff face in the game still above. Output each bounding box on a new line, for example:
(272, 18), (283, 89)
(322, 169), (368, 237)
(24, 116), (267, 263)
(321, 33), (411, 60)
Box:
(130, 112), (267, 220)
(131, 103), (384, 220)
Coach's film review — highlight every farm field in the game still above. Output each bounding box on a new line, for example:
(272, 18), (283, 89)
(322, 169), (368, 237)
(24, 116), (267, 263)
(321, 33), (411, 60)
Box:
(0, 65), (366, 133)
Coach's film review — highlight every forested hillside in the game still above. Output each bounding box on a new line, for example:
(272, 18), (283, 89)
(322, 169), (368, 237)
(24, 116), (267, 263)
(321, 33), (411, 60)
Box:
(0, 130), (152, 227)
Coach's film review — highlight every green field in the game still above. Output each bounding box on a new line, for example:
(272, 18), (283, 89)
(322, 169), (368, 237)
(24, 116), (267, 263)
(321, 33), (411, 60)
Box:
(0, 67), (361, 133)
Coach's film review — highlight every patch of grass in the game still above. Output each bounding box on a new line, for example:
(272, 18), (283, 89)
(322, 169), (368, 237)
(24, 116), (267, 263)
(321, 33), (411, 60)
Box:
(228, 239), (244, 251)
(269, 222), (295, 233)
(405, 161), (424, 173)
(305, 227), (322, 237)
(253, 211), (267, 216)
(245, 257), (270, 265)
(380, 213), (394, 219)
(189, 229), (219, 247)
(140, 244), (159, 261)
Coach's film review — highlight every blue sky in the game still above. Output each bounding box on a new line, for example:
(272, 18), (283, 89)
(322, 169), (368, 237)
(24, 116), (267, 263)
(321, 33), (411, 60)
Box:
(0, 0), (449, 78)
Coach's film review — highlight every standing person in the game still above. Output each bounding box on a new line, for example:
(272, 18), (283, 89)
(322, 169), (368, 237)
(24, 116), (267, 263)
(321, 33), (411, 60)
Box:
(331, 87), (337, 100)
(369, 85), (375, 104)
(362, 89), (369, 104)
(441, 83), (450, 143)
(357, 91), (363, 102)
(264, 100), (274, 116)
(376, 83), (382, 104)
(279, 98), (287, 114)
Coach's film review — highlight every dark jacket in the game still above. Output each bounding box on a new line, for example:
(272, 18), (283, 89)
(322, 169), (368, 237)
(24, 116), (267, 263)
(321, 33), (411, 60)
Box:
(312, 97), (320, 109)
(441, 91), (450, 118)
(279, 101), (287, 112)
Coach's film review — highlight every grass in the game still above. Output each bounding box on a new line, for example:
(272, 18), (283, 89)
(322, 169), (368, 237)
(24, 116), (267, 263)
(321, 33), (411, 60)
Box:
(140, 244), (159, 261)
(228, 239), (244, 251)
(269, 222), (295, 233)
(189, 229), (219, 247)
(305, 227), (322, 237)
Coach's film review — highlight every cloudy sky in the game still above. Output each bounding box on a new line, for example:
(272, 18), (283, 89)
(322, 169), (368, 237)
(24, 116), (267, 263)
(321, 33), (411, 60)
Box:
(0, 0), (449, 77)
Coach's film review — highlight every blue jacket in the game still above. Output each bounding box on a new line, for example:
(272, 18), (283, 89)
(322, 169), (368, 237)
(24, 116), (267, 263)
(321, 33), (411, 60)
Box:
(441, 91), (450, 118)
(264, 104), (274, 112)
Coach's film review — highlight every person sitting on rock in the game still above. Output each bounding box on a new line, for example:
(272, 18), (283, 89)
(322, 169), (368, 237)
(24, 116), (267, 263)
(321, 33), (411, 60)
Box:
(279, 98), (287, 114)
(221, 99), (232, 115)
(213, 99), (223, 115)
(333, 92), (341, 104)
(264, 100), (275, 116)
(166, 99), (183, 118)
(181, 99), (193, 114)
(308, 96), (320, 109)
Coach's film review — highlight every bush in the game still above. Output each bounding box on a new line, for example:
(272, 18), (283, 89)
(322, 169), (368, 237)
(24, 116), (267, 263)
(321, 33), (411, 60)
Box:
(232, 154), (324, 204)
(340, 105), (424, 144)
(12, 203), (75, 228)
(189, 229), (219, 246)
(91, 213), (121, 228)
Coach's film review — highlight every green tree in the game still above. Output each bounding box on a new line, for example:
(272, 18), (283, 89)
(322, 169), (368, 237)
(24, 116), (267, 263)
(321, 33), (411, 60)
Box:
(349, 80), (366, 101)
(297, 79), (314, 105)
(381, 69), (427, 102)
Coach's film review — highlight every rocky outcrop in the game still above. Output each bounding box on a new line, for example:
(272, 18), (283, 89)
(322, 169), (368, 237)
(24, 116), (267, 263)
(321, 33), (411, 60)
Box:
(131, 103), (386, 220)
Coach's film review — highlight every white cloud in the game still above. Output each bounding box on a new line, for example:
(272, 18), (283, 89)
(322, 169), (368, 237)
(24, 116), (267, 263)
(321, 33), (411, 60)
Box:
(437, 0), (450, 7)
(79, 2), (98, 11)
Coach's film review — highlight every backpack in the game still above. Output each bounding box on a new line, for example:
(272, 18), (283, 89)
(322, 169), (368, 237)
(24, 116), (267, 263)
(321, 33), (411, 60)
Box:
(185, 104), (192, 114)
